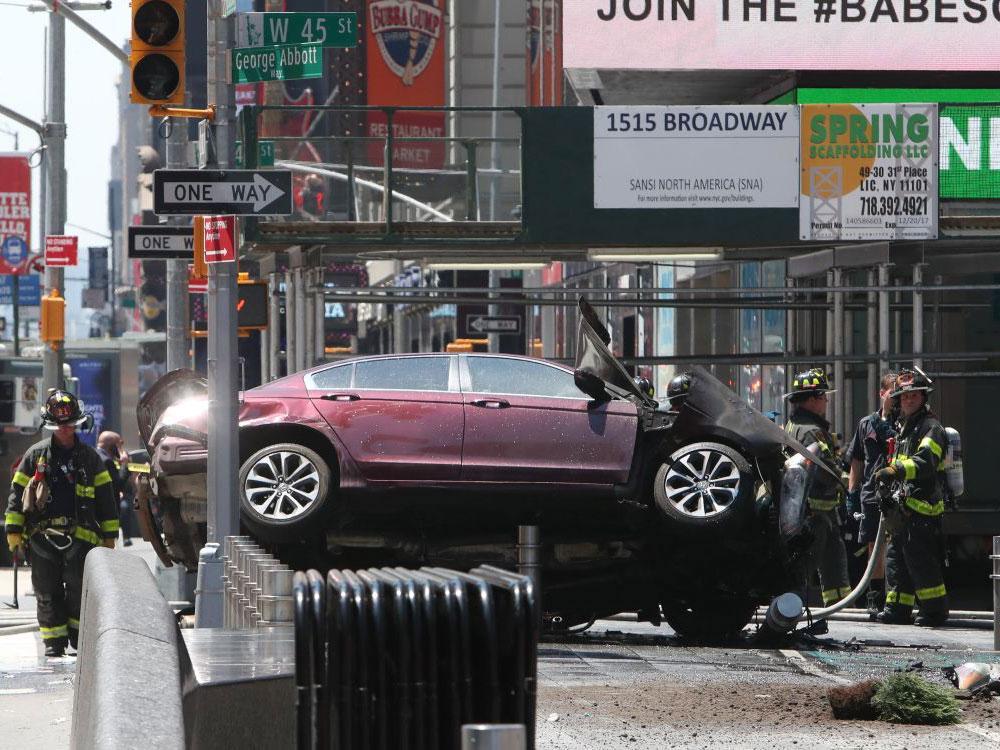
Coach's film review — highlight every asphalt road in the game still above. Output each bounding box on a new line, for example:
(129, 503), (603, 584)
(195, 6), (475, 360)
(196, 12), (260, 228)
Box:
(3, 549), (1000, 748)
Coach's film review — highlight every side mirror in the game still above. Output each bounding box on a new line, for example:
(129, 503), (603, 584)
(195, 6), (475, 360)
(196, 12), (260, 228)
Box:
(574, 369), (610, 403)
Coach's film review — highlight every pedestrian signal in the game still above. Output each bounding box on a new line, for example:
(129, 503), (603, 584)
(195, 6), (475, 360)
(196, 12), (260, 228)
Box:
(130, 0), (185, 104)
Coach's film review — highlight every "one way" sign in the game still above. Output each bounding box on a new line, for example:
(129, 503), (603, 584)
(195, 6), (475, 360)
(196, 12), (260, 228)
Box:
(153, 169), (293, 215)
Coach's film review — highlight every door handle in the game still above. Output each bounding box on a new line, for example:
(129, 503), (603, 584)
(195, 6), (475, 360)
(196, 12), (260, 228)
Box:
(320, 393), (360, 402)
(470, 398), (510, 409)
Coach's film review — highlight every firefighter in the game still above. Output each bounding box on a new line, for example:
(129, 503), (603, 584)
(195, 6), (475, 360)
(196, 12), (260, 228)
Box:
(4, 391), (119, 657)
(875, 368), (950, 627)
(96, 431), (134, 547)
(665, 372), (692, 414)
(784, 368), (850, 631)
(845, 371), (898, 618)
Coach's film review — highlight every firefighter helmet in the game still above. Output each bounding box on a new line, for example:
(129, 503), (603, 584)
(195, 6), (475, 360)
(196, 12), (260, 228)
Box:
(666, 372), (692, 411)
(40, 390), (87, 429)
(783, 368), (836, 400)
(891, 367), (933, 397)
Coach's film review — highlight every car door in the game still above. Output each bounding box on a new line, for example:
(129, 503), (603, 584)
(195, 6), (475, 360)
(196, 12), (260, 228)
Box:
(459, 355), (638, 484)
(307, 356), (464, 481)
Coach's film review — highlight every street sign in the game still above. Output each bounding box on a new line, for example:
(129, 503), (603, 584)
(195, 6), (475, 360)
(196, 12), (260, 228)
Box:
(203, 216), (237, 264)
(0, 274), (40, 306)
(45, 235), (78, 267)
(230, 44), (323, 84)
(128, 226), (194, 259)
(466, 315), (521, 335)
(235, 139), (275, 167)
(236, 12), (357, 48)
(153, 169), (293, 215)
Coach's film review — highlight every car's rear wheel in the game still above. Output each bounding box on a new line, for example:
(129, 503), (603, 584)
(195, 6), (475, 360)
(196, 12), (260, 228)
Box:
(653, 441), (754, 532)
(661, 594), (757, 643)
(238, 443), (332, 542)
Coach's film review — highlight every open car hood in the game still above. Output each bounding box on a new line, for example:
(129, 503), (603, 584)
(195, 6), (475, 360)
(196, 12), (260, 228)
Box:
(137, 368), (207, 450)
(574, 297), (656, 407)
(672, 366), (843, 483)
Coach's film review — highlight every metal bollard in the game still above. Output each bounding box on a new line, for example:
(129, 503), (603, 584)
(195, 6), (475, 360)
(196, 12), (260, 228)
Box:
(461, 724), (526, 750)
(194, 543), (224, 628)
(517, 525), (542, 616)
(992, 536), (1000, 651)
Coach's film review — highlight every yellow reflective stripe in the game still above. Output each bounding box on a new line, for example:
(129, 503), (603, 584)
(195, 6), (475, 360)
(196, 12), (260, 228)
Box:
(5, 512), (25, 527)
(73, 527), (100, 546)
(821, 588), (841, 605)
(886, 591), (915, 606)
(39, 624), (68, 639)
(839, 587), (853, 598)
(93, 470), (112, 487)
(904, 497), (945, 517)
(896, 458), (918, 481)
(916, 584), (947, 601)
(808, 498), (840, 511)
(12, 471), (30, 488)
(919, 436), (943, 460)
(68, 618), (80, 629)
(100, 519), (120, 533)
(75, 484), (95, 499)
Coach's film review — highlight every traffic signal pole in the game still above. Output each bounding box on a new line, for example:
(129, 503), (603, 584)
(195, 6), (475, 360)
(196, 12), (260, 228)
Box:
(42, 10), (66, 394)
(165, 119), (188, 372)
(195, 0), (239, 628)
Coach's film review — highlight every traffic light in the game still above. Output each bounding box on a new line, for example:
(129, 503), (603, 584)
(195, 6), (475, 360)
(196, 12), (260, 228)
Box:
(40, 289), (65, 345)
(130, 0), (185, 105)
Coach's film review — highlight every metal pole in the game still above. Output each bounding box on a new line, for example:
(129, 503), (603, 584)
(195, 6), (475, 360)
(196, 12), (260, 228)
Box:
(259, 317), (270, 384)
(517, 524), (541, 616)
(465, 141), (478, 221)
(489, 0), (502, 221)
(42, 10), (66, 393)
(285, 267), (297, 373)
(38, 0), (128, 64)
(461, 725), (526, 750)
(893, 277), (902, 359)
(12, 277), (20, 356)
(268, 271), (280, 379)
(913, 263), (924, 370)
(165, 118), (189, 372)
(304, 268), (315, 368)
(785, 277), (795, 398)
(993, 536), (1000, 651)
(867, 269), (877, 397)
(314, 268), (325, 364)
(878, 264), (890, 376)
(833, 267), (844, 441)
(294, 267), (306, 371)
(200, 0), (238, 628)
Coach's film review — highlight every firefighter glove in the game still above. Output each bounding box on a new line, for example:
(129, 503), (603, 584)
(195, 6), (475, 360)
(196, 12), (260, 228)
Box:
(875, 465), (898, 486)
(101, 538), (116, 550)
(6, 532), (23, 553)
(845, 488), (861, 515)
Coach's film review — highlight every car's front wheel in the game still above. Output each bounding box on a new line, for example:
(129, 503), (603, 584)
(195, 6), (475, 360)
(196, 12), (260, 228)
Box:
(653, 441), (754, 532)
(238, 443), (332, 542)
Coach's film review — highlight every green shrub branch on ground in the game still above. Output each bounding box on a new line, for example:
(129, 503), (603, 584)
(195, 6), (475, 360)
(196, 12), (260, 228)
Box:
(871, 673), (962, 725)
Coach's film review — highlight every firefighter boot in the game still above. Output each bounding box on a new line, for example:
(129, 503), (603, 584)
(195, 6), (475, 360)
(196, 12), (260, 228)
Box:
(44, 637), (67, 658)
(866, 589), (885, 620)
(875, 608), (914, 625)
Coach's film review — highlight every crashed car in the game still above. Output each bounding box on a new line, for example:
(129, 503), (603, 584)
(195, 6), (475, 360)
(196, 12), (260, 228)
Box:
(139, 298), (827, 638)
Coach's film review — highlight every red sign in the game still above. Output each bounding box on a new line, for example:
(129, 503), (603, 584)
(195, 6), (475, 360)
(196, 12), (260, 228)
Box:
(45, 235), (78, 267)
(366, 0), (446, 169)
(188, 265), (208, 294)
(0, 155), (32, 275)
(202, 216), (237, 264)
(527, 0), (563, 107)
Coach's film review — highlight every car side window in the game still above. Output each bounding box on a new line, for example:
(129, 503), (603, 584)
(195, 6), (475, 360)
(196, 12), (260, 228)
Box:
(467, 357), (583, 398)
(309, 364), (353, 390)
(355, 357), (451, 392)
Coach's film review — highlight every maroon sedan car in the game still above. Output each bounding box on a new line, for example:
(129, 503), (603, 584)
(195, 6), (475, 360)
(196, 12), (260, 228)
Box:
(139, 300), (822, 637)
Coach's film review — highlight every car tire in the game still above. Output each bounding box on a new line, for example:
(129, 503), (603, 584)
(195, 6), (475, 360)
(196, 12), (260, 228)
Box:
(653, 441), (754, 532)
(661, 595), (756, 643)
(238, 443), (332, 543)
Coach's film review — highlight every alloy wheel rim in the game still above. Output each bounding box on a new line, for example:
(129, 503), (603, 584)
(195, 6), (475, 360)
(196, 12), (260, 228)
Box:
(243, 450), (320, 521)
(663, 448), (741, 518)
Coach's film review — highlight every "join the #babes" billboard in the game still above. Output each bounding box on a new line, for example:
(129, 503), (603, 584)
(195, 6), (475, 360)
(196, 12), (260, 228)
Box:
(566, 1), (1000, 71)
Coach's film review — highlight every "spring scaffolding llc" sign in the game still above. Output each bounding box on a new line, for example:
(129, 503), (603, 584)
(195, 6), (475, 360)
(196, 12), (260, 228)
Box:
(800, 104), (938, 241)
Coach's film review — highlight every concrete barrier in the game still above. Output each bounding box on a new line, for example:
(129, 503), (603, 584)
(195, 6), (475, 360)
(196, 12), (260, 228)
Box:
(71, 548), (184, 750)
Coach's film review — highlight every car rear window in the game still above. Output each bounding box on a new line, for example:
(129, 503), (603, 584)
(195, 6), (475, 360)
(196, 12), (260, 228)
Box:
(310, 364), (353, 390)
(355, 357), (451, 392)
(467, 357), (582, 398)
